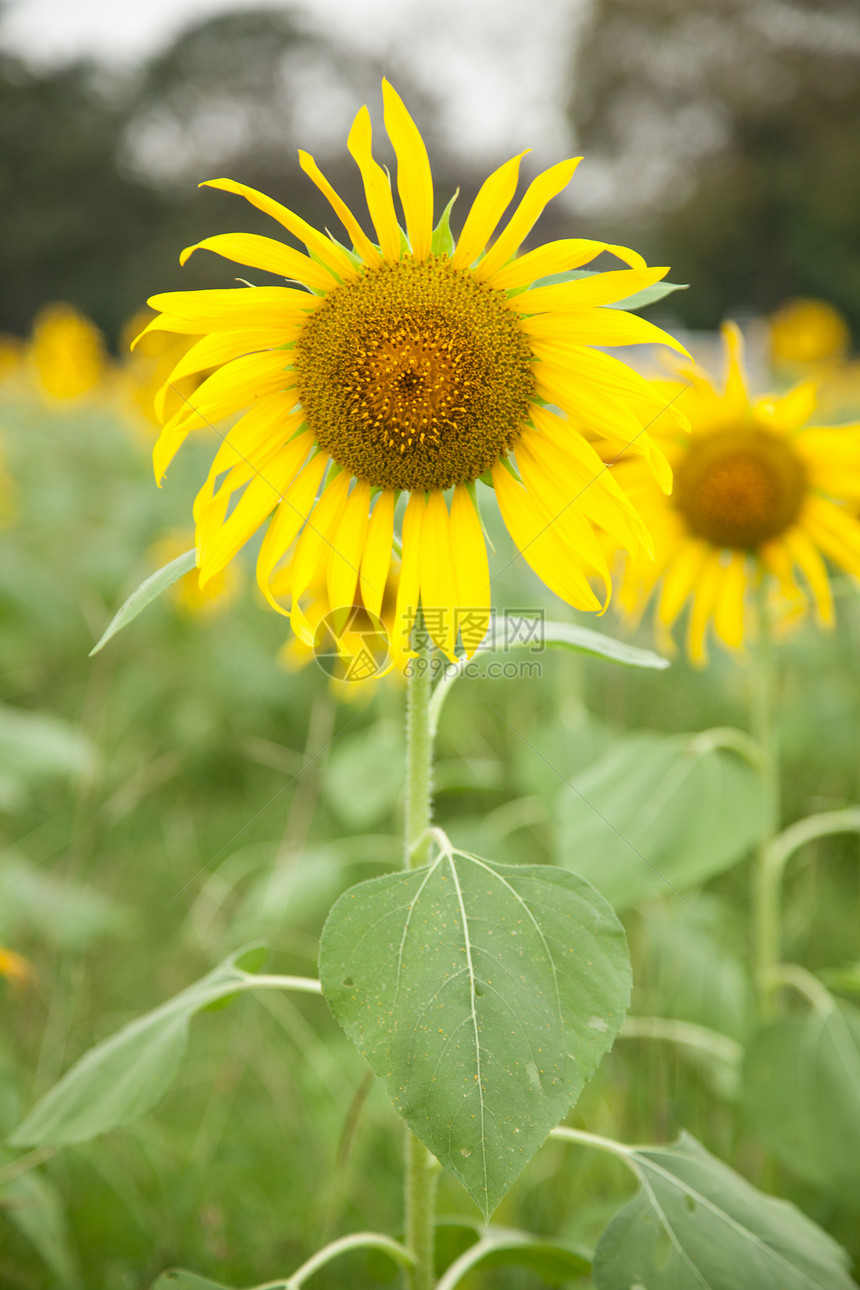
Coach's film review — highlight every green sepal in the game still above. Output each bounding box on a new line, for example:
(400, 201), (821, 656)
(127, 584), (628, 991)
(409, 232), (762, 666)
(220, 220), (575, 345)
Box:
(431, 190), (459, 257)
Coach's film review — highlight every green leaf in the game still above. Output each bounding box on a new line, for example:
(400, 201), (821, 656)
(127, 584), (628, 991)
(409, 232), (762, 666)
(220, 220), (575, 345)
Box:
(0, 705), (97, 787)
(593, 1132), (857, 1290)
(742, 1000), (860, 1200)
(320, 847), (630, 1218)
(556, 731), (765, 909)
(0, 853), (129, 950)
(431, 191), (458, 257)
(436, 1227), (591, 1287)
(89, 548), (196, 655)
(471, 618), (668, 670)
(9, 946), (267, 1147)
(641, 897), (755, 1045)
(323, 720), (404, 829)
(1, 1164), (81, 1288)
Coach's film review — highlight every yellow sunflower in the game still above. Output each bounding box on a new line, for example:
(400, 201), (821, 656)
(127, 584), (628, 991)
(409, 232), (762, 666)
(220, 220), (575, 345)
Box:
(140, 80), (687, 664)
(615, 322), (860, 663)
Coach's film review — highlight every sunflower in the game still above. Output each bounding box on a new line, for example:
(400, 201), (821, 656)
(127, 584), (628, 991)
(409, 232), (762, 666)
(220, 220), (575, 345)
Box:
(615, 322), (860, 663)
(140, 81), (687, 664)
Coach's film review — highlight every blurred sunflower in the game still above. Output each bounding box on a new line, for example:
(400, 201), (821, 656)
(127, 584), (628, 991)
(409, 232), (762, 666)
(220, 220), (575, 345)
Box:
(141, 80), (687, 663)
(768, 298), (849, 369)
(615, 322), (860, 663)
(30, 303), (107, 400)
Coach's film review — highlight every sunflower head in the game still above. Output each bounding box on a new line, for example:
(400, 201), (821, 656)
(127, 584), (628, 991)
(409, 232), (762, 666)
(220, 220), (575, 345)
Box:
(141, 80), (688, 666)
(615, 322), (860, 664)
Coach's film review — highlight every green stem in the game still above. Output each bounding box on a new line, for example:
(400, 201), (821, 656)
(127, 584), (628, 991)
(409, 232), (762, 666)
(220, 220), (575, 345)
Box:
(250, 1232), (414, 1290)
(403, 623), (439, 1290)
(751, 574), (781, 1020)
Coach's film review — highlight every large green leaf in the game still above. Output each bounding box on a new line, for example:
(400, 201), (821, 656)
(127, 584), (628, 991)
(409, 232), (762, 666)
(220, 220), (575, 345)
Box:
(742, 1000), (860, 1200)
(319, 846), (631, 1218)
(90, 548), (196, 655)
(593, 1132), (857, 1290)
(556, 731), (765, 909)
(9, 946), (268, 1147)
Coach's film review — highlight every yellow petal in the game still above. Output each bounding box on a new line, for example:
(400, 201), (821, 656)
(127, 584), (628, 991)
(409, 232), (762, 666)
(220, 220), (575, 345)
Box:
(327, 478), (372, 612)
(201, 177), (356, 280)
(658, 539), (710, 628)
(720, 321), (749, 416)
(382, 80), (433, 261)
(520, 306), (691, 358)
(754, 380), (817, 433)
(194, 405), (307, 525)
(520, 418), (649, 556)
(420, 490), (459, 661)
(486, 238), (646, 291)
(392, 493), (425, 662)
(360, 490), (396, 618)
(712, 552), (747, 649)
(475, 157), (581, 281)
(197, 431), (313, 586)
(515, 439), (612, 602)
(256, 454), (329, 612)
(290, 470), (352, 642)
(159, 325), (300, 392)
(147, 286), (319, 328)
(450, 485), (491, 657)
(298, 149), (382, 267)
(347, 105), (401, 261)
(492, 462), (602, 611)
(803, 496), (860, 578)
(450, 151), (528, 270)
(180, 233), (336, 292)
(513, 266), (669, 313)
(783, 526), (834, 625)
(687, 549), (724, 666)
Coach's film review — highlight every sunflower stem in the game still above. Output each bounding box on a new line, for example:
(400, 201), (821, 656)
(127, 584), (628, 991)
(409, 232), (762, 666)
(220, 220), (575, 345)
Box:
(403, 619), (438, 1290)
(751, 574), (781, 1020)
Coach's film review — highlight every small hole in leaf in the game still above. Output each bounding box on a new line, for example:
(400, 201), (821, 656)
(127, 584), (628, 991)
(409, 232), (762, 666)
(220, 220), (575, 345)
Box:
(342, 977), (354, 988)
(684, 1194), (696, 1214)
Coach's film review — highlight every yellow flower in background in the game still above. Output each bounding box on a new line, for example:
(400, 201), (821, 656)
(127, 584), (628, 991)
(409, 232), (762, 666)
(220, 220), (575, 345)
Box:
(768, 298), (850, 368)
(141, 79), (687, 664)
(149, 531), (241, 618)
(0, 946), (33, 986)
(30, 303), (107, 400)
(615, 322), (860, 664)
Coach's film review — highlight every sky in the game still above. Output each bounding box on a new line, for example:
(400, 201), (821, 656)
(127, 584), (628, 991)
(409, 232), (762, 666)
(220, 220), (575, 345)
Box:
(0, 0), (588, 160)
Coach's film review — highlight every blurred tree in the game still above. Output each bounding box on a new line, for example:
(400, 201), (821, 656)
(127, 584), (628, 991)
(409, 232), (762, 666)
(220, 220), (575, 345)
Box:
(0, 51), (170, 340)
(0, 7), (444, 347)
(568, 0), (860, 330)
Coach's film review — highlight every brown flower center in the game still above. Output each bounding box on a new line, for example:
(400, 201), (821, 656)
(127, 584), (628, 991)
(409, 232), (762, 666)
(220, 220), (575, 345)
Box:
(294, 256), (535, 491)
(672, 426), (807, 549)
